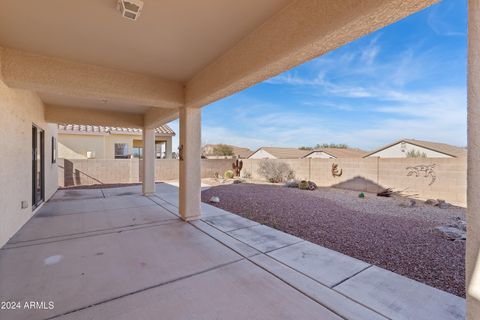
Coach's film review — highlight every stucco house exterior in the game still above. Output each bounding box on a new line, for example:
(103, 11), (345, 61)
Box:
(58, 124), (175, 160)
(303, 148), (367, 159)
(248, 147), (309, 159)
(249, 147), (367, 159)
(0, 0), (479, 318)
(364, 139), (467, 158)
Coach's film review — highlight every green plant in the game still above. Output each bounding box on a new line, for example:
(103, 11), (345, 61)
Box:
(298, 180), (309, 190)
(257, 159), (295, 183)
(213, 144), (234, 156)
(224, 170), (234, 179)
(406, 149), (427, 158)
(359, 192), (365, 198)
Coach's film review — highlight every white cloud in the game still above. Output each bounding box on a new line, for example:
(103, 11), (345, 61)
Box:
(170, 11), (466, 152)
(427, 1), (466, 37)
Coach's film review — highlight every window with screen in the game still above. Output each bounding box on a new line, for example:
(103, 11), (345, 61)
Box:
(114, 143), (129, 159)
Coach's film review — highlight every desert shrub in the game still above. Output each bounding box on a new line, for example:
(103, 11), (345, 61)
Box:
(224, 170), (234, 179)
(298, 180), (317, 191)
(257, 160), (295, 183)
(213, 144), (234, 156)
(298, 180), (309, 190)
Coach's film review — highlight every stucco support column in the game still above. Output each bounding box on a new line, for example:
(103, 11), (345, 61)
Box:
(468, 0), (480, 318)
(166, 136), (173, 159)
(179, 107), (201, 220)
(142, 127), (155, 195)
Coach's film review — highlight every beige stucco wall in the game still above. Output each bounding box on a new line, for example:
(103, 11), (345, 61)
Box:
(0, 67), (58, 247)
(367, 142), (453, 158)
(248, 149), (276, 159)
(58, 133), (173, 160)
(58, 134), (106, 159)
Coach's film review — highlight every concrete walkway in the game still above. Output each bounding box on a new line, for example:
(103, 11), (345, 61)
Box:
(0, 183), (465, 320)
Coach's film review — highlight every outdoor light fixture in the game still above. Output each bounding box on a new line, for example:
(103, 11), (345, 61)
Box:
(117, 0), (144, 21)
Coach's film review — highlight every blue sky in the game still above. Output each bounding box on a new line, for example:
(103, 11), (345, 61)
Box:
(169, 0), (467, 152)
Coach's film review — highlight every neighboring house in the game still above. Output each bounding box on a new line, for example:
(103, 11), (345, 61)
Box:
(248, 147), (309, 159)
(364, 139), (467, 158)
(303, 148), (367, 159)
(58, 124), (175, 160)
(202, 144), (252, 159)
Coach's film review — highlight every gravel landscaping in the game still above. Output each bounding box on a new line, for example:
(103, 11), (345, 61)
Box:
(201, 183), (466, 297)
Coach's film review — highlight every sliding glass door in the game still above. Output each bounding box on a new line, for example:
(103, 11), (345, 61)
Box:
(32, 125), (44, 209)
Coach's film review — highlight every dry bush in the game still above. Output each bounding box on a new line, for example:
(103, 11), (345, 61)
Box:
(257, 160), (295, 183)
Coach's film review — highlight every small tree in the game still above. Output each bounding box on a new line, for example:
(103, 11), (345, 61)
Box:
(257, 159), (295, 183)
(406, 149), (427, 158)
(314, 143), (348, 149)
(213, 144), (234, 157)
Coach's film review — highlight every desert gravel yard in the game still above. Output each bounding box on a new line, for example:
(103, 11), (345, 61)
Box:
(201, 183), (466, 297)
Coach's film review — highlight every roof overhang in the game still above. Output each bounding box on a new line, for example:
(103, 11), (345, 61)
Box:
(0, 0), (438, 126)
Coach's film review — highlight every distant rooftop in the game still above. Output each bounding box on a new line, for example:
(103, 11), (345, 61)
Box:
(58, 124), (175, 136)
(364, 139), (467, 158)
(304, 148), (367, 158)
(251, 147), (309, 159)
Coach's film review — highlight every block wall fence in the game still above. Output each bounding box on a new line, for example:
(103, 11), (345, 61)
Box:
(58, 157), (466, 207)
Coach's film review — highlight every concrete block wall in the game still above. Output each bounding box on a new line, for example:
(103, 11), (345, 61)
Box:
(58, 158), (232, 187)
(57, 157), (466, 207)
(242, 157), (467, 207)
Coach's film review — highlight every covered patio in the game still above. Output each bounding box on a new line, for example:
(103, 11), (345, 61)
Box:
(0, 184), (464, 319)
(0, 0), (479, 318)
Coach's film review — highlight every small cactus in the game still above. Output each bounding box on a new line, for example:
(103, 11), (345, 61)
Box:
(224, 170), (234, 179)
(232, 159), (243, 177)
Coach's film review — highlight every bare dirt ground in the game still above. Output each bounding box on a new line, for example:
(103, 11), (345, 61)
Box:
(201, 183), (466, 297)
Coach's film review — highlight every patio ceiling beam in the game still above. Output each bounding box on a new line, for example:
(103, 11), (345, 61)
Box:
(0, 48), (184, 108)
(144, 107), (179, 129)
(185, 0), (438, 109)
(44, 104), (144, 128)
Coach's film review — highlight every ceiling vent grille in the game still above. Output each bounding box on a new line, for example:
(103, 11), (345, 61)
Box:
(117, 0), (144, 21)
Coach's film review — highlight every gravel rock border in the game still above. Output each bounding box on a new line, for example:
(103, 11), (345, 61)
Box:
(201, 183), (465, 297)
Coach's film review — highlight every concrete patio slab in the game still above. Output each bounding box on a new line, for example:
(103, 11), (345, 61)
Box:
(200, 202), (231, 217)
(36, 195), (153, 217)
(250, 254), (387, 320)
(203, 213), (258, 232)
(0, 185), (466, 320)
(0, 222), (241, 320)
(268, 241), (370, 287)
(152, 194), (231, 219)
(335, 266), (466, 320)
(228, 224), (303, 253)
(3, 221), (178, 250)
(57, 260), (342, 320)
(190, 220), (260, 258)
(51, 188), (104, 201)
(8, 205), (177, 243)
(156, 192), (179, 206)
(155, 182), (182, 194)
(102, 185), (143, 197)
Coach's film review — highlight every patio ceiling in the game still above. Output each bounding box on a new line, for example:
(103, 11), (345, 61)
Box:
(0, 0), (438, 125)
